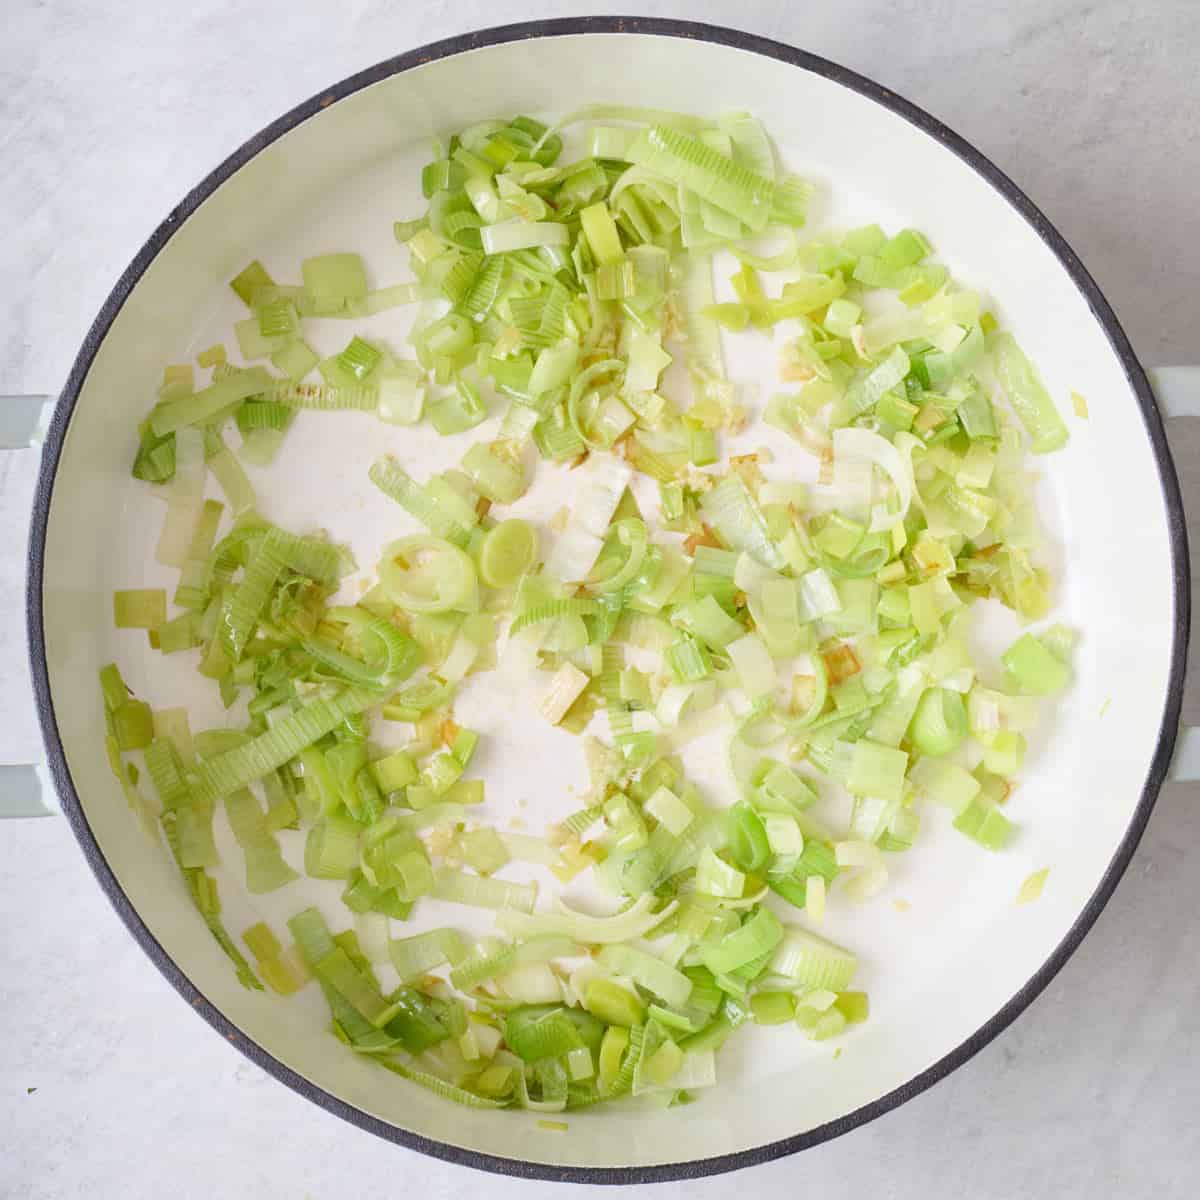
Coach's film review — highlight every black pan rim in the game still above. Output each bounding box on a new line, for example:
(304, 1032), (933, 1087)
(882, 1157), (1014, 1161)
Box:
(25, 14), (1191, 1186)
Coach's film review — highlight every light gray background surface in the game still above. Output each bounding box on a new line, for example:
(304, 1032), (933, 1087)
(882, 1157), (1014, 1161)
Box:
(2, 3), (1198, 1197)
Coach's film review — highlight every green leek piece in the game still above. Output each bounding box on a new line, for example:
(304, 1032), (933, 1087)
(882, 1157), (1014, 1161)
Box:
(991, 332), (1069, 453)
(302, 253), (368, 313)
(383, 988), (453, 1053)
(479, 519), (538, 589)
(369, 459), (475, 547)
(771, 927), (857, 990)
(908, 757), (980, 814)
(580, 203), (625, 265)
(388, 928), (465, 982)
(907, 688), (968, 757)
(271, 339), (319, 381)
(304, 814), (361, 880)
(149, 367), (273, 436)
(230, 260), (273, 306)
(314, 946), (396, 1027)
(462, 442), (526, 505)
(627, 126), (774, 230)
(194, 690), (372, 803)
(336, 336), (382, 383)
(953, 799), (1015, 850)
(750, 990), (797, 1025)
(1002, 632), (1072, 695)
(460, 827), (510, 875)
(113, 589), (166, 630)
(370, 749), (418, 793)
(583, 979), (646, 1028)
(505, 1006), (583, 1063)
(726, 803), (769, 873)
(666, 636), (712, 682)
(696, 844), (739, 902)
(162, 831), (261, 991)
(225, 789), (298, 893)
(982, 730), (1027, 777)
(846, 741), (908, 803)
(432, 867), (536, 913)
(699, 907), (783, 975)
(834, 991), (870, 1024)
(700, 476), (785, 570)
(756, 763), (818, 814)
(111, 700), (155, 751)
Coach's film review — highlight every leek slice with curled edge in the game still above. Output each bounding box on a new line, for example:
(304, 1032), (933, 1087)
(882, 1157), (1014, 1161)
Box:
(478, 519), (538, 589)
(497, 895), (676, 944)
(907, 687), (968, 757)
(302, 606), (421, 690)
(699, 906), (783, 975)
(378, 536), (478, 615)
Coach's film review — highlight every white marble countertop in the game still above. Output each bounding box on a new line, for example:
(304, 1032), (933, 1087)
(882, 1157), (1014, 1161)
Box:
(3, 3), (1199, 1197)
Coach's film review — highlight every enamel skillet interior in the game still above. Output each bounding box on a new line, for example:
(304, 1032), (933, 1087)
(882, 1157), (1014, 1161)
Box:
(27, 17), (1188, 1183)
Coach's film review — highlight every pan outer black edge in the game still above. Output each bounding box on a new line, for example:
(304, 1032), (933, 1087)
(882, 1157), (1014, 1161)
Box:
(24, 14), (1191, 1186)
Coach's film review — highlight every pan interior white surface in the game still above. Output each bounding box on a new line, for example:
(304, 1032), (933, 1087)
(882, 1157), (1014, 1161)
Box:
(38, 33), (1175, 1169)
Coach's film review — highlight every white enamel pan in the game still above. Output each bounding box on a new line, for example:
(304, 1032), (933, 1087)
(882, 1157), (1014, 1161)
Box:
(4, 16), (1198, 1184)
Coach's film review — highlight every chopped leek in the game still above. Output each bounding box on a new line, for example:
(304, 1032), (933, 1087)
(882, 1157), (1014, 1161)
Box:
(583, 979), (646, 1027)
(112, 102), (1078, 1116)
(479, 519), (538, 589)
(1002, 631), (1072, 695)
(770, 927), (857, 991)
(1017, 867), (1050, 905)
(113, 589), (166, 630)
(907, 687), (968, 757)
(991, 333), (1069, 453)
